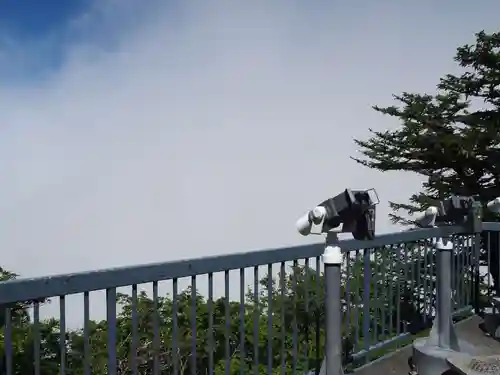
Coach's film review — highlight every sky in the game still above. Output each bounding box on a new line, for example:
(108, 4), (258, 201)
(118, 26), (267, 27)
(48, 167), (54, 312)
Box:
(0, 0), (499, 284)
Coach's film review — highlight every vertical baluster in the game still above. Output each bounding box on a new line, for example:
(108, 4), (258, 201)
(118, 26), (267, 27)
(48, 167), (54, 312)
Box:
(292, 259), (298, 375)
(106, 288), (117, 375)
(315, 256), (321, 374)
(395, 245), (402, 339)
(131, 285), (138, 375)
(83, 292), (90, 375)
(354, 250), (360, 351)
(33, 302), (40, 375)
(172, 278), (179, 375)
(280, 262), (286, 375)
(362, 249), (371, 363)
(253, 266), (260, 375)
(304, 258), (310, 372)
(208, 273), (214, 375)
(225, 270), (230, 375)
(153, 281), (160, 375)
(267, 263), (273, 375)
(60, 296), (67, 375)
(191, 277), (197, 375)
(239, 268), (246, 375)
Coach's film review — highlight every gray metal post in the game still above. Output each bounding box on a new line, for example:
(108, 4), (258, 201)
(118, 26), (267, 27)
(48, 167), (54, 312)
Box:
(436, 239), (452, 348)
(323, 243), (343, 375)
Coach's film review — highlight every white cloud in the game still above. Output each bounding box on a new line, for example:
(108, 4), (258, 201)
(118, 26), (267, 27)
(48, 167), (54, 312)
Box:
(0, 0), (497, 282)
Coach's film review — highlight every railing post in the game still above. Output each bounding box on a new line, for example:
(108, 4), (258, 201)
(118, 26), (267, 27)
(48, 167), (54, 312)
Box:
(436, 238), (453, 348)
(411, 234), (461, 375)
(323, 242), (343, 375)
(469, 201), (483, 315)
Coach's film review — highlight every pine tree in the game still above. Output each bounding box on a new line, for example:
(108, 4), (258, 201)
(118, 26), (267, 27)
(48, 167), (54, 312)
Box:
(353, 30), (500, 224)
(352, 30), (500, 293)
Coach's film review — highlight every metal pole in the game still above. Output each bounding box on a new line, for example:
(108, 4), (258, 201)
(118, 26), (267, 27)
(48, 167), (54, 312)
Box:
(469, 202), (483, 315)
(473, 232), (481, 315)
(436, 238), (452, 348)
(323, 244), (343, 375)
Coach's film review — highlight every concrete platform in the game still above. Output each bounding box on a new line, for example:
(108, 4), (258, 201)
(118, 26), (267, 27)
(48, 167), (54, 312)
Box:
(447, 354), (500, 375)
(353, 316), (500, 375)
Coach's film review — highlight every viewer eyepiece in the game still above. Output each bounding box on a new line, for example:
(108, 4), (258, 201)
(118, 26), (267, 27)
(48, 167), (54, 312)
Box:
(296, 188), (379, 240)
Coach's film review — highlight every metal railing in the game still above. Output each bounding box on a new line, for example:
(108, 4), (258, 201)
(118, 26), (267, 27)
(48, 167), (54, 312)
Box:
(481, 222), (500, 310)
(0, 223), (494, 375)
(341, 232), (475, 365)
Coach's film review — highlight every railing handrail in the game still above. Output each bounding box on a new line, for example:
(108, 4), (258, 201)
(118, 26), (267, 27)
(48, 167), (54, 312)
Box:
(0, 242), (323, 304)
(339, 224), (467, 252)
(0, 220), (492, 374)
(482, 221), (500, 231)
(0, 224), (471, 305)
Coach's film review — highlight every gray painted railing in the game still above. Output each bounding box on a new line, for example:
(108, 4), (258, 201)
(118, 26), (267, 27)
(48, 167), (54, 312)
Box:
(0, 223), (496, 375)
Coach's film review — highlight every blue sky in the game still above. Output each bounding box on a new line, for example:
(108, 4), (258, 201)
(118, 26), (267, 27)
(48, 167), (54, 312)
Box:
(0, 0), (87, 38)
(0, 0), (160, 83)
(0, 0), (87, 81)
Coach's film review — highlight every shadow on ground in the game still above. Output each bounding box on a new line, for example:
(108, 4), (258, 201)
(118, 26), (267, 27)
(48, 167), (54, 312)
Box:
(353, 315), (500, 375)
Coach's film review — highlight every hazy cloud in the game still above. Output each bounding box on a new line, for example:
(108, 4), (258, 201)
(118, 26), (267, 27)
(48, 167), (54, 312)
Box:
(0, 0), (498, 282)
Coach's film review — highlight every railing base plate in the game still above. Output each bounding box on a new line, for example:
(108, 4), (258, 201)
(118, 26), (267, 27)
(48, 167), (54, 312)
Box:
(482, 312), (500, 339)
(412, 337), (479, 375)
(315, 357), (343, 375)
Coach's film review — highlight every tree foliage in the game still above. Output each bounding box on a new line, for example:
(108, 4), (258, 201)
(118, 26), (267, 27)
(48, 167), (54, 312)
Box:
(352, 30), (500, 293)
(353, 30), (500, 224)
